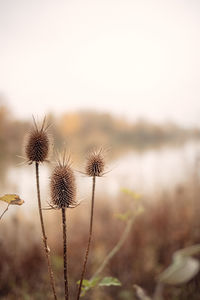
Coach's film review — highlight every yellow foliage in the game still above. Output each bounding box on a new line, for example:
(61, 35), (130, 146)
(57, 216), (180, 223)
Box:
(59, 113), (81, 135)
(0, 194), (24, 205)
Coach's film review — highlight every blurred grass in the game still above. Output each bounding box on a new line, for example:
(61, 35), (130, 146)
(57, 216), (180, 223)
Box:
(0, 103), (200, 299)
(1, 173), (200, 299)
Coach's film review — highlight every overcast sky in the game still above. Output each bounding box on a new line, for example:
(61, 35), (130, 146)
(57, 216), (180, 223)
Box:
(0, 0), (200, 126)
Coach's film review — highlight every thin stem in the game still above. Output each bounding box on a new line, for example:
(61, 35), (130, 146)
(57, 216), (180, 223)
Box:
(35, 162), (57, 300)
(62, 207), (69, 300)
(77, 176), (96, 300)
(79, 217), (135, 298)
(91, 216), (134, 280)
(0, 203), (10, 221)
(153, 283), (164, 300)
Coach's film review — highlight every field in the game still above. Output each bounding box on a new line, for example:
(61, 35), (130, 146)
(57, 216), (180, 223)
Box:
(0, 110), (200, 299)
(1, 171), (200, 299)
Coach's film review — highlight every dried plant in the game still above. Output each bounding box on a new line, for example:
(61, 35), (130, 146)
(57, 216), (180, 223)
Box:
(50, 151), (77, 300)
(50, 153), (77, 210)
(0, 194), (24, 220)
(76, 148), (105, 300)
(25, 117), (57, 300)
(25, 116), (51, 164)
(85, 148), (105, 177)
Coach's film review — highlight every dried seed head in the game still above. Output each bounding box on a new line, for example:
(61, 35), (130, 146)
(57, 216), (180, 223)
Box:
(25, 117), (50, 164)
(85, 149), (105, 177)
(50, 158), (77, 209)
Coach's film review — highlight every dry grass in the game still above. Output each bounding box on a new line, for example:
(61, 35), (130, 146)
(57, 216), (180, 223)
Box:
(1, 174), (200, 299)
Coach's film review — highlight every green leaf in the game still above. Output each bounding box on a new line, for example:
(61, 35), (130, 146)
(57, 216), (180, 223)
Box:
(82, 279), (93, 288)
(77, 277), (100, 297)
(99, 277), (122, 287)
(0, 194), (24, 205)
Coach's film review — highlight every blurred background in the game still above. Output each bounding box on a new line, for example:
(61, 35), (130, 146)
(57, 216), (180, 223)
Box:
(0, 0), (200, 299)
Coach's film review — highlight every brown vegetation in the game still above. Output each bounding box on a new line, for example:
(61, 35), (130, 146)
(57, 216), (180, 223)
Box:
(0, 173), (200, 299)
(0, 103), (199, 166)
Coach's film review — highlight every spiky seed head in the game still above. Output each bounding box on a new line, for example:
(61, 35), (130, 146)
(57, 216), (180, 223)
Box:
(50, 163), (77, 209)
(25, 118), (50, 164)
(85, 149), (105, 177)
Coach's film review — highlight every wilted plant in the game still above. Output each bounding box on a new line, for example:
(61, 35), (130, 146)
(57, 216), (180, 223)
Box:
(133, 244), (200, 300)
(50, 151), (77, 300)
(0, 194), (24, 220)
(25, 117), (57, 300)
(77, 148), (105, 300)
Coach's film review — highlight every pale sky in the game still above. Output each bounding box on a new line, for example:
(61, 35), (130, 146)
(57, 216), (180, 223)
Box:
(0, 0), (200, 126)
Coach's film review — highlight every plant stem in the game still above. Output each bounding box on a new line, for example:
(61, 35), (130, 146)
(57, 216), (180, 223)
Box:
(91, 216), (134, 281)
(78, 215), (135, 298)
(0, 203), (10, 221)
(35, 162), (57, 300)
(153, 283), (164, 300)
(62, 207), (69, 300)
(77, 176), (96, 300)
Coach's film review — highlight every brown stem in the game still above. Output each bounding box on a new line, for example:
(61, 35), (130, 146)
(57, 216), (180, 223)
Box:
(0, 203), (10, 221)
(77, 176), (96, 300)
(35, 162), (57, 300)
(62, 207), (69, 300)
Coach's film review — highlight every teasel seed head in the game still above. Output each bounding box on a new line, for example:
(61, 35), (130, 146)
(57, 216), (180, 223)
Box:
(50, 154), (77, 209)
(25, 117), (50, 164)
(85, 148), (105, 177)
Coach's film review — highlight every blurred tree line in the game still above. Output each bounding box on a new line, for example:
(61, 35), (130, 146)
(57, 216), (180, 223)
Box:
(58, 111), (199, 146)
(0, 101), (199, 163)
(0, 102), (28, 163)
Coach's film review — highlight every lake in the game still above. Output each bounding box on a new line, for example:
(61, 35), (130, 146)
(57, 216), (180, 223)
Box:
(1, 140), (200, 215)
